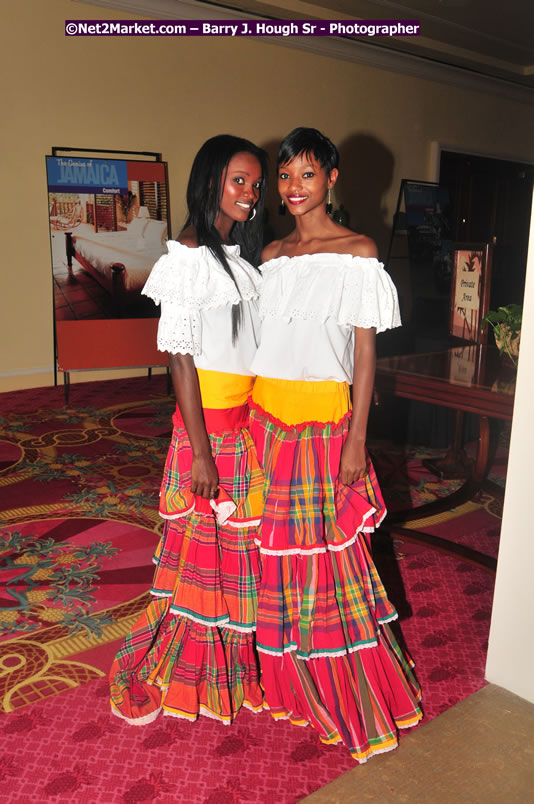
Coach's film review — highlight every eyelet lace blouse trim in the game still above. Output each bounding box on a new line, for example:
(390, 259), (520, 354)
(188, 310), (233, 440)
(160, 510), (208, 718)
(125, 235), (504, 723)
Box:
(156, 303), (202, 356)
(142, 241), (261, 356)
(259, 253), (401, 333)
(142, 240), (262, 309)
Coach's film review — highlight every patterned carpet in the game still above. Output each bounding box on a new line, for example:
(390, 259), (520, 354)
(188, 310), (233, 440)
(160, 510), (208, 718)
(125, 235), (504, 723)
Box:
(0, 376), (506, 803)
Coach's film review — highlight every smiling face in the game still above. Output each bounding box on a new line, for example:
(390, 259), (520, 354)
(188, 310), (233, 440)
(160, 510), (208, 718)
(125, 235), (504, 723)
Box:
(278, 152), (338, 217)
(215, 152), (263, 233)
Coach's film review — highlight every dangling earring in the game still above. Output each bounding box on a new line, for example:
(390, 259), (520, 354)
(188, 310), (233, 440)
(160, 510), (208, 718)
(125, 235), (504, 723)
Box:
(326, 190), (333, 215)
(279, 199), (286, 216)
(247, 207), (257, 221)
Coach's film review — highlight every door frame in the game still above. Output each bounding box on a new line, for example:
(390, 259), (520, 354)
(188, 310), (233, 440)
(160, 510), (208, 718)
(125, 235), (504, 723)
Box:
(429, 141), (534, 184)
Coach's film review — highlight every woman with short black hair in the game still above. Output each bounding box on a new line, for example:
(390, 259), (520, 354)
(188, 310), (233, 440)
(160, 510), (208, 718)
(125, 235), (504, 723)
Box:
(250, 126), (422, 762)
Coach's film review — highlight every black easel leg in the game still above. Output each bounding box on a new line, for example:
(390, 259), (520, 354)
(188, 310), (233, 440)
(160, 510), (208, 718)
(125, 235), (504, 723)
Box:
(63, 372), (70, 405)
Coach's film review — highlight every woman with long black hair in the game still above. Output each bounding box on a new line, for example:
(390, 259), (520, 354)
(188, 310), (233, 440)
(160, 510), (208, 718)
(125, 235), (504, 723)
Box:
(110, 134), (268, 727)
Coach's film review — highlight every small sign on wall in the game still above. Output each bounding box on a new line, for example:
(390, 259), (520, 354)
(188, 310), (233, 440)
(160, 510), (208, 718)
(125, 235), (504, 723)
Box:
(449, 244), (492, 344)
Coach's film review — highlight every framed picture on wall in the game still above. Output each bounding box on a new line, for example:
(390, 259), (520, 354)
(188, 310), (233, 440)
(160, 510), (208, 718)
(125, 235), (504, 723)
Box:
(449, 243), (493, 344)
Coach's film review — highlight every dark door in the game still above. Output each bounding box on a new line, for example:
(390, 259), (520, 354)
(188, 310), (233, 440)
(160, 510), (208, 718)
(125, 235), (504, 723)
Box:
(440, 151), (533, 309)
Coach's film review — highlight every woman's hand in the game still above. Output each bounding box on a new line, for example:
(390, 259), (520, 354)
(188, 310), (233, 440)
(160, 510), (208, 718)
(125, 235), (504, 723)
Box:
(339, 440), (368, 485)
(168, 352), (218, 500)
(340, 325), (376, 486)
(191, 452), (219, 499)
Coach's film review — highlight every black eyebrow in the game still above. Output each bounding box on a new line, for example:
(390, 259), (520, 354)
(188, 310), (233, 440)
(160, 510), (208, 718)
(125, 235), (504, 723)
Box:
(279, 164), (314, 171)
(230, 170), (261, 176)
(230, 170), (263, 180)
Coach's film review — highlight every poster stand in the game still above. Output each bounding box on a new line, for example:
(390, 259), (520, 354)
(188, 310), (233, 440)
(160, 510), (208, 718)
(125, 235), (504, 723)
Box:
(47, 147), (171, 403)
(62, 363), (171, 406)
(386, 178), (452, 330)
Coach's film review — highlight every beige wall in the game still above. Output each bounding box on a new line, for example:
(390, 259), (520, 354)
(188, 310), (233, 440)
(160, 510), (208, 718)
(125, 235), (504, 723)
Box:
(1, 0), (534, 389)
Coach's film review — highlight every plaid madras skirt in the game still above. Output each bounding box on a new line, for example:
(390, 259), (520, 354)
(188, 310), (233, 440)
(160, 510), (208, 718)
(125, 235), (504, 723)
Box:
(249, 383), (422, 762)
(110, 406), (263, 726)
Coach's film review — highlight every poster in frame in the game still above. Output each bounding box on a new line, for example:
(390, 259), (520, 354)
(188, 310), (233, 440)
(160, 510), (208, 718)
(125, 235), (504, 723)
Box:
(449, 243), (493, 345)
(46, 148), (171, 398)
(47, 152), (170, 322)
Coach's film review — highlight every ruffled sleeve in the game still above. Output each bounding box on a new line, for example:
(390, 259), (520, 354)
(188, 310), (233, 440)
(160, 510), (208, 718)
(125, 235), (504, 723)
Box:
(142, 240), (260, 308)
(259, 254), (401, 333)
(156, 302), (202, 356)
(340, 257), (401, 331)
(142, 240), (261, 356)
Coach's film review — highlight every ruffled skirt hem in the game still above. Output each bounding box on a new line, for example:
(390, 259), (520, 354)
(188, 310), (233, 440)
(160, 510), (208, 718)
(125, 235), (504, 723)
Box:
(260, 625), (422, 763)
(110, 599), (263, 726)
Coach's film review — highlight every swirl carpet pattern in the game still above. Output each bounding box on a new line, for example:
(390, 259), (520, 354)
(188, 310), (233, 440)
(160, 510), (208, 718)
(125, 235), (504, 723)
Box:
(0, 376), (505, 803)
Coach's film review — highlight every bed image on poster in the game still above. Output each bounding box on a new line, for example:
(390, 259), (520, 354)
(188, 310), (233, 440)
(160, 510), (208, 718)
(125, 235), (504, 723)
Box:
(46, 153), (170, 373)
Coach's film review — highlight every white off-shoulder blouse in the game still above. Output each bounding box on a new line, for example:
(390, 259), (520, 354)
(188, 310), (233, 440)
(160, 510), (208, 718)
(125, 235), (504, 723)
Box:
(250, 253), (401, 383)
(142, 240), (261, 376)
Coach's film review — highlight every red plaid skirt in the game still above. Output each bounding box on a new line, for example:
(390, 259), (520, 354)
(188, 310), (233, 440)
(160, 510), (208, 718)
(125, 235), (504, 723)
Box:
(249, 388), (422, 762)
(110, 403), (264, 726)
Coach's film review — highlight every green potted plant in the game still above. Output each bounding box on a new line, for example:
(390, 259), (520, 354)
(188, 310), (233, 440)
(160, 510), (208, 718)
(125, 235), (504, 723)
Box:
(481, 303), (522, 366)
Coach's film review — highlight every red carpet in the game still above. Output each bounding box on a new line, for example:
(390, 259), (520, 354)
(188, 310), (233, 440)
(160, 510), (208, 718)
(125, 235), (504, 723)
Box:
(0, 376), (505, 802)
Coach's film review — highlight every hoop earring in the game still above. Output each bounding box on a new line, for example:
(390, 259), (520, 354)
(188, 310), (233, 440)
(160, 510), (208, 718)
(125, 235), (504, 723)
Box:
(326, 190), (333, 215)
(247, 207), (257, 221)
(279, 200), (286, 216)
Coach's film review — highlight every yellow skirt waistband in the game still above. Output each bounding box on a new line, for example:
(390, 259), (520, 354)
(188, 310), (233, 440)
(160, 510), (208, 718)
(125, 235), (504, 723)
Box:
(196, 368), (254, 409)
(251, 377), (351, 426)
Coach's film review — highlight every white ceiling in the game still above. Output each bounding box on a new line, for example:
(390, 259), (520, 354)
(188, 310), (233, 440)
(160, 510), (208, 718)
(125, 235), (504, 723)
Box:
(78, 0), (534, 97)
(203, 0), (534, 86)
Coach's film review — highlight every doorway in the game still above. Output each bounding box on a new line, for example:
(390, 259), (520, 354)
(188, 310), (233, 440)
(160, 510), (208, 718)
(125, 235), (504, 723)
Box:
(439, 150), (534, 310)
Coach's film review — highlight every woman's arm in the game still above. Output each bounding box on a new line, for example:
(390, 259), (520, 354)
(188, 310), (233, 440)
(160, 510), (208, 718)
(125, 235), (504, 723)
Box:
(339, 326), (376, 484)
(168, 352), (218, 499)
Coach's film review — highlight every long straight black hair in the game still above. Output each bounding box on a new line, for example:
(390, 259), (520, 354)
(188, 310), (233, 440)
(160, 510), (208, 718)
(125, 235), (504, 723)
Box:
(183, 134), (268, 340)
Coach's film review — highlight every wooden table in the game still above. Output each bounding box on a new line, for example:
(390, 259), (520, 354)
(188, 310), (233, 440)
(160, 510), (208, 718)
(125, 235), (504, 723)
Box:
(374, 345), (516, 569)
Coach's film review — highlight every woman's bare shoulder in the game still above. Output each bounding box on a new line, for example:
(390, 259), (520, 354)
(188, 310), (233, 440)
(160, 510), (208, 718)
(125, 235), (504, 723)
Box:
(177, 226), (199, 248)
(342, 232), (378, 259)
(261, 238), (285, 263)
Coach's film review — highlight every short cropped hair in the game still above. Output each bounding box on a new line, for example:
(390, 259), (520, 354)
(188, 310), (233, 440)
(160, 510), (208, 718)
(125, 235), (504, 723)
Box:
(278, 127), (339, 174)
